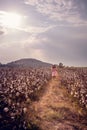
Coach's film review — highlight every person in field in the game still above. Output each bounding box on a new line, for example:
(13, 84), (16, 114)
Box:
(51, 65), (58, 79)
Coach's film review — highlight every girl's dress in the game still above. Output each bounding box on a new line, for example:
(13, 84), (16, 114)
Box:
(51, 66), (58, 77)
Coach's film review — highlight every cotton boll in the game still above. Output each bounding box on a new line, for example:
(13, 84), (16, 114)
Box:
(3, 107), (9, 112)
(23, 107), (27, 113)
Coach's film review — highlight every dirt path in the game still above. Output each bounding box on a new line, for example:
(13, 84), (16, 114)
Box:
(27, 78), (87, 130)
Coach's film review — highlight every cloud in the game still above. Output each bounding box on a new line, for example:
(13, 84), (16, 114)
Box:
(30, 26), (87, 66)
(0, 30), (4, 35)
(0, 30), (87, 66)
(0, 26), (6, 36)
(0, 36), (47, 63)
(0, 0), (87, 66)
(24, 0), (87, 26)
(0, 10), (24, 31)
(21, 24), (56, 34)
(21, 36), (47, 60)
(21, 31), (87, 66)
(0, 41), (27, 63)
(0, 10), (55, 35)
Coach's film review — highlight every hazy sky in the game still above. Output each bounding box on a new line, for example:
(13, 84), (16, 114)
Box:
(0, 0), (87, 66)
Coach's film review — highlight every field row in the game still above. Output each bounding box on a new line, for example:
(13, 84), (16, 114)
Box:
(60, 67), (87, 110)
(0, 67), (51, 130)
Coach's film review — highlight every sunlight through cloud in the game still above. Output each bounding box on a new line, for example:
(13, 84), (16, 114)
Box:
(0, 12), (22, 29)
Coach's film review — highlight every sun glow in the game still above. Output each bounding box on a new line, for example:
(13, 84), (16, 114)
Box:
(1, 12), (21, 28)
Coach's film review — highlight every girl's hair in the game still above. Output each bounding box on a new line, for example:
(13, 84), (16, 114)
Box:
(52, 65), (56, 68)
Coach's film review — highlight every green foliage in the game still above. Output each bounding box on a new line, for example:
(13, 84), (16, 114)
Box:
(59, 62), (64, 68)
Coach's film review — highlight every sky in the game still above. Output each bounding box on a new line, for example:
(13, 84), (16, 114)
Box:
(0, 0), (87, 67)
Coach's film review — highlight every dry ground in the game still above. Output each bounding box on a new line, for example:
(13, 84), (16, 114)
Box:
(27, 77), (87, 130)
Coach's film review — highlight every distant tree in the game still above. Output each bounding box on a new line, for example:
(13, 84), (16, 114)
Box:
(59, 62), (63, 68)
